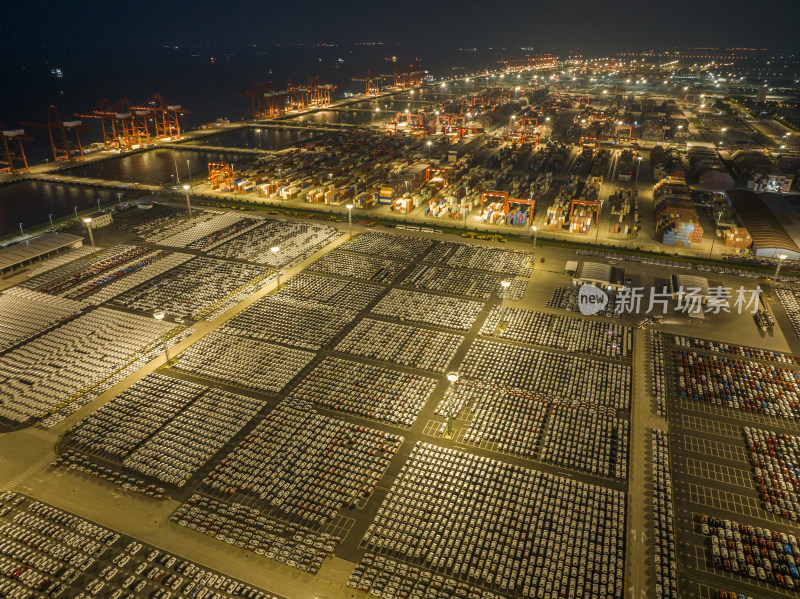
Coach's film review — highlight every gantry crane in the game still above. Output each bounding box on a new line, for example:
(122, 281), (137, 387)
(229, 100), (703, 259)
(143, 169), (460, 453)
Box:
(506, 116), (543, 145)
(208, 162), (234, 190)
(235, 82), (284, 118)
(22, 106), (86, 162)
(118, 98), (151, 145)
(383, 63), (425, 90)
(386, 112), (426, 134)
(352, 71), (383, 96)
(0, 125), (31, 174)
(426, 167), (450, 186)
(137, 93), (187, 140)
(437, 113), (465, 134)
(287, 77), (337, 110)
(308, 78), (336, 106)
(480, 190), (536, 226)
(77, 100), (135, 150)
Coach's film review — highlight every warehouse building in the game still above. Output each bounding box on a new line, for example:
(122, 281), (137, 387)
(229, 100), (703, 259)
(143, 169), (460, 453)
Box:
(573, 262), (627, 291)
(727, 189), (800, 260)
(670, 274), (711, 305)
(0, 233), (84, 275)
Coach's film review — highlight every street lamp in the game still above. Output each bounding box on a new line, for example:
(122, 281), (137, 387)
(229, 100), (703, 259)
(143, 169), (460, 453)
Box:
(186, 160), (192, 193)
(776, 254), (788, 277)
(83, 218), (95, 248)
(707, 211), (723, 259)
(531, 225), (538, 250)
(256, 128), (262, 149)
(48, 214), (54, 230)
(346, 203), (353, 239)
(635, 156), (643, 186)
(427, 140), (432, 158)
(444, 372), (460, 436)
(594, 201), (604, 244)
(271, 246), (281, 287)
(183, 184), (192, 218)
(153, 310), (170, 363)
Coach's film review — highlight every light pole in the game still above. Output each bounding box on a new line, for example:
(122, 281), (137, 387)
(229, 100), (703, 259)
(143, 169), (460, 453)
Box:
(153, 310), (170, 363)
(19, 223), (23, 237)
(271, 246), (281, 288)
(594, 201), (604, 244)
(83, 218), (95, 248)
(427, 140), (432, 159)
(186, 160), (193, 194)
(776, 254), (788, 277)
(74, 206), (78, 221)
(346, 203), (353, 239)
(183, 184), (192, 218)
(531, 225), (537, 251)
(707, 211), (722, 259)
(635, 155), (642, 187)
(500, 279), (511, 299)
(445, 372), (459, 436)
(117, 192), (123, 205)
(48, 214), (53, 230)
(256, 128), (262, 150)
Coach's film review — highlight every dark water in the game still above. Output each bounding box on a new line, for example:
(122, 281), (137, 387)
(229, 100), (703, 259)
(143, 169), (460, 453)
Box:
(182, 127), (319, 149)
(0, 45), (495, 165)
(0, 180), (120, 237)
(61, 148), (255, 186)
(285, 109), (384, 126)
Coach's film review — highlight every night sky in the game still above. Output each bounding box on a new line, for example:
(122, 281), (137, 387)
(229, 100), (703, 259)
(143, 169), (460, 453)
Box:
(1, 0), (798, 54)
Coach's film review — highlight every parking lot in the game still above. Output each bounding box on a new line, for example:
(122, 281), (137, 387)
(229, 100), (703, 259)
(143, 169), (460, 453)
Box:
(5, 211), (800, 599)
(0, 491), (284, 599)
(666, 332), (800, 599)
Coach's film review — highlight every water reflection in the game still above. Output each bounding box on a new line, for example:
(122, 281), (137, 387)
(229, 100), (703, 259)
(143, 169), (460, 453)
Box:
(0, 180), (119, 237)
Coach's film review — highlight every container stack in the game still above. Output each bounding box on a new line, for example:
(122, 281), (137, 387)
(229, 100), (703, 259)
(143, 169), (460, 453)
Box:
(547, 180), (574, 231)
(642, 119), (665, 142)
(608, 189), (633, 235)
(568, 204), (594, 234)
(426, 197), (450, 218)
(657, 220), (704, 246)
(722, 226), (752, 249)
(654, 195), (704, 246)
(505, 203), (532, 227)
(746, 172), (794, 193)
(582, 176), (601, 203)
(482, 201), (506, 225)
(651, 146), (667, 181)
(379, 185), (393, 205)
